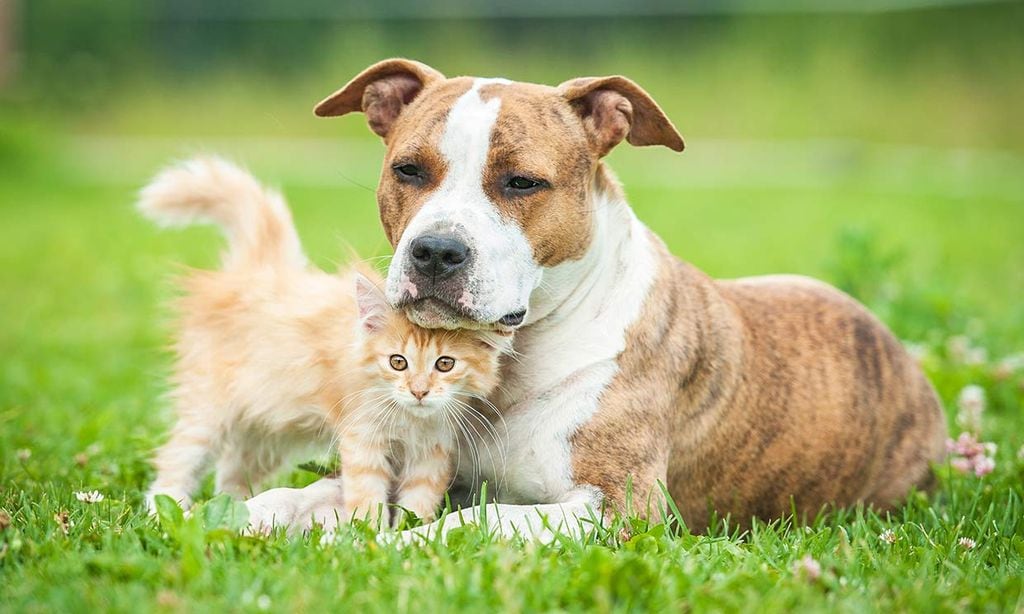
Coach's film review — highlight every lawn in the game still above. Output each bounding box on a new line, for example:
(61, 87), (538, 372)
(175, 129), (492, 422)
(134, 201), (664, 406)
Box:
(3, 5), (1024, 611)
(1, 128), (1022, 611)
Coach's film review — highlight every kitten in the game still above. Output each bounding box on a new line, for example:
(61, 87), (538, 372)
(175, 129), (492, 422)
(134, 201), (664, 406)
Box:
(139, 157), (507, 525)
(342, 290), (506, 524)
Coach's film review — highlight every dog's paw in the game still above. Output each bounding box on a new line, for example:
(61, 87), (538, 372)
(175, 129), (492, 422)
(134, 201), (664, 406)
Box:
(242, 478), (347, 537)
(243, 487), (301, 535)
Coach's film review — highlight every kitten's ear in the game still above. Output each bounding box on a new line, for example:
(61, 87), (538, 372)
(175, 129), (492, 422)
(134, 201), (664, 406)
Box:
(354, 274), (390, 333)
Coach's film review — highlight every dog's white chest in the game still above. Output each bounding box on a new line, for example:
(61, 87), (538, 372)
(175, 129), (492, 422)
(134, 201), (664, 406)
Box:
(473, 405), (576, 504)
(464, 205), (660, 504)
(468, 358), (621, 504)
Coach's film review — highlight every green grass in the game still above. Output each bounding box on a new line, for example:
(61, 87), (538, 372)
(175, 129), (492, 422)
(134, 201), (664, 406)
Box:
(1, 131), (1023, 611)
(3, 5), (1024, 609)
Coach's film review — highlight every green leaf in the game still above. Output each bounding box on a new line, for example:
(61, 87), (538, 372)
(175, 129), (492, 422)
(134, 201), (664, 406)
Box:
(198, 495), (249, 532)
(297, 459), (339, 477)
(153, 495), (184, 531)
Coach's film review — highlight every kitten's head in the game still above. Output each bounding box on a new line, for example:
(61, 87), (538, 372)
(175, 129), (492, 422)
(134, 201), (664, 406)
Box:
(354, 275), (510, 419)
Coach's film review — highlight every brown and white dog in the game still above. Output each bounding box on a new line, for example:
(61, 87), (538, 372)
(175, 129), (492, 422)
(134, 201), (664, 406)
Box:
(243, 59), (948, 538)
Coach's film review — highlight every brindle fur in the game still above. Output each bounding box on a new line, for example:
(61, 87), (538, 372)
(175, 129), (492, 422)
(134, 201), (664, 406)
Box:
(572, 195), (947, 531)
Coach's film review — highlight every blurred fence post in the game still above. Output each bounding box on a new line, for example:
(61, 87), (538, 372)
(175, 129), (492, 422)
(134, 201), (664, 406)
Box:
(0, 0), (16, 89)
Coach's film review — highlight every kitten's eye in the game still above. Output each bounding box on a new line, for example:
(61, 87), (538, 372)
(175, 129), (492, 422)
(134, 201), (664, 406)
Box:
(389, 354), (408, 371)
(435, 356), (455, 372)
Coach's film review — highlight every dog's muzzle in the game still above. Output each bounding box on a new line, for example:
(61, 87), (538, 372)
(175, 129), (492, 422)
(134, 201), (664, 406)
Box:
(409, 234), (470, 281)
(395, 231), (528, 331)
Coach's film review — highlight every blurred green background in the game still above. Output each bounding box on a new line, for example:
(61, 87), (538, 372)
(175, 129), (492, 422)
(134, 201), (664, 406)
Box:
(2, 3), (1024, 609)
(1, 0), (1022, 367)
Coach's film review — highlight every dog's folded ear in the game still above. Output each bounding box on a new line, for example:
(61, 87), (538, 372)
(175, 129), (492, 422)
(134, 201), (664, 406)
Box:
(314, 58), (445, 138)
(558, 76), (684, 157)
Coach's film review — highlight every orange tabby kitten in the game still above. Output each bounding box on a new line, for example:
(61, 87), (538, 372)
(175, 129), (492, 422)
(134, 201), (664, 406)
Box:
(342, 292), (507, 524)
(139, 157), (507, 525)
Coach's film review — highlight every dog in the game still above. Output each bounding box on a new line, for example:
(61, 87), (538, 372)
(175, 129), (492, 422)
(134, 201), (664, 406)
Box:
(243, 59), (947, 538)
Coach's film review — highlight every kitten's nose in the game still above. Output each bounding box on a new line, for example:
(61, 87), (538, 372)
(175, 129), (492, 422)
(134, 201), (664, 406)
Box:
(411, 390), (429, 401)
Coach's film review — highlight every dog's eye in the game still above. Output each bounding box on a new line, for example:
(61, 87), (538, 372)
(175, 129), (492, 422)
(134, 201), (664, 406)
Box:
(507, 176), (542, 191)
(393, 163), (422, 179)
(435, 356), (455, 372)
(389, 354), (408, 371)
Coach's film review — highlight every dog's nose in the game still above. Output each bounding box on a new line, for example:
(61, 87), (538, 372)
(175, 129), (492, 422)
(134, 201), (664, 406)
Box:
(409, 235), (469, 280)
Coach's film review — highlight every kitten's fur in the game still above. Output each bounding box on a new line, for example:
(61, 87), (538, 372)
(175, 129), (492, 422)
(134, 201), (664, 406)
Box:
(139, 157), (506, 525)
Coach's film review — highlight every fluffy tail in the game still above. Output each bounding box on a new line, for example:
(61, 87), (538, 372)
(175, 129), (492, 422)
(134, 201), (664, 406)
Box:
(137, 156), (306, 269)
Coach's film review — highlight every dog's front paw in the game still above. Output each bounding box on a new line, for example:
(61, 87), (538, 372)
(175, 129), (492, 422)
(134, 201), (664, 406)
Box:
(243, 478), (347, 536)
(244, 487), (302, 535)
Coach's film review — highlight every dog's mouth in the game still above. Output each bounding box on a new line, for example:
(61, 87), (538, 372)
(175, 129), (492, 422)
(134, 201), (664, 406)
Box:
(402, 298), (526, 332)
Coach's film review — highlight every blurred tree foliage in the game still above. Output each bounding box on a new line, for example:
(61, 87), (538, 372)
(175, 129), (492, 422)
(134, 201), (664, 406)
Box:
(17, 2), (1024, 95)
(6, 1), (1023, 152)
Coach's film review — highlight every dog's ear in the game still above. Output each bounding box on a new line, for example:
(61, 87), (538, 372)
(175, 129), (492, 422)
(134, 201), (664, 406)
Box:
(314, 58), (445, 138)
(558, 76), (684, 157)
(354, 273), (390, 333)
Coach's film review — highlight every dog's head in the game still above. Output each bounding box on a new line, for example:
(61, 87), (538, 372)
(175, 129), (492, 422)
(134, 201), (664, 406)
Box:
(316, 59), (684, 330)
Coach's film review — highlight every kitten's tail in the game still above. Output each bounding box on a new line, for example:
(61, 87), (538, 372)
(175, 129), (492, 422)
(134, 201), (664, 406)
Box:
(137, 156), (306, 270)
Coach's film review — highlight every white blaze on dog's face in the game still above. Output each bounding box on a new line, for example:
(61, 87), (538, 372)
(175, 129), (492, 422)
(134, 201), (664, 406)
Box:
(315, 60), (684, 330)
(385, 78), (541, 329)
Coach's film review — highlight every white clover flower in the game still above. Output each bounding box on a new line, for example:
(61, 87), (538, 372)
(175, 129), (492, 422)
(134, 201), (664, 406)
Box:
(946, 335), (988, 366)
(965, 347), (988, 366)
(956, 385), (986, 432)
(972, 456), (995, 477)
(1018, 444), (1024, 461)
(792, 555), (822, 580)
(945, 432), (997, 477)
(15, 449), (31, 462)
(903, 342), (929, 364)
(879, 529), (898, 545)
(957, 537), (976, 550)
(993, 353), (1024, 380)
(74, 490), (104, 504)
(946, 335), (970, 363)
